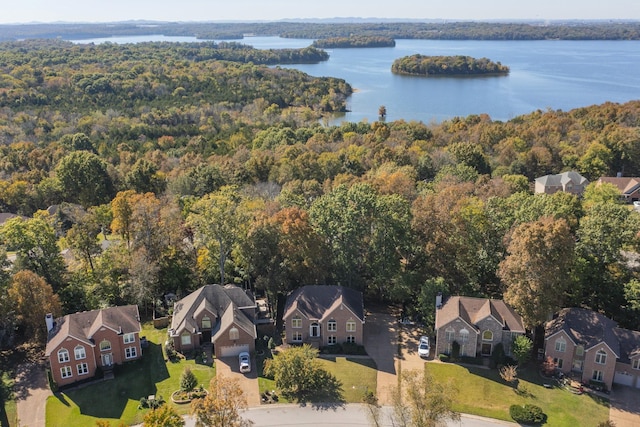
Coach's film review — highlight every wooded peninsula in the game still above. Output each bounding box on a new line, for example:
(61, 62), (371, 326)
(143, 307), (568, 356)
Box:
(391, 54), (510, 76)
(312, 36), (396, 48)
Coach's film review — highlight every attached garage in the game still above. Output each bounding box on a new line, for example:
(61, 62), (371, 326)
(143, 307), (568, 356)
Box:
(218, 344), (250, 357)
(614, 371), (634, 387)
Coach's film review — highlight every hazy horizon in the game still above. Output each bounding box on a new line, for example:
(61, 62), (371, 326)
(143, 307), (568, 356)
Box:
(2, 0), (640, 25)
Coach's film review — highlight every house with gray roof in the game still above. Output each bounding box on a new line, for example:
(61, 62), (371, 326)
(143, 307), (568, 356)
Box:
(544, 307), (640, 390)
(434, 296), (526, 358)
(534, 171), (589, 195)
(283, 285), (365, 348)
(169, 284), (257, 358)
(45, 305), (142, 387)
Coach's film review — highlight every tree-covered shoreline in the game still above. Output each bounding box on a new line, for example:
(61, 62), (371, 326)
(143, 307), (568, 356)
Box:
(312, 35), (395, 48)
(391, 54), (510, 76)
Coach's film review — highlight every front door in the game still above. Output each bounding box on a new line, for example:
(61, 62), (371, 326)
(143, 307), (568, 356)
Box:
(310, 323), (320, 338)
(102, 353), (112, 366)
(481, 343), (492, 356)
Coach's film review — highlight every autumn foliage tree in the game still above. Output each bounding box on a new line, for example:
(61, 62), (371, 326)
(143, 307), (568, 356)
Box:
(191, 375), (252, 427)
(498, 217), (575, 329)
(142, 404), (184, 427)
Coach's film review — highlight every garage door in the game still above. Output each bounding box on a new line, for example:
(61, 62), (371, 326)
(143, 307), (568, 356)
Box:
(218, 344), (249, 357)
(614, 371), (634, 387)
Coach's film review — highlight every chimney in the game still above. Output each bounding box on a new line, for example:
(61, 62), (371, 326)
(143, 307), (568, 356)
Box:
(45, 313), (54, 332)
(617, 171), (623, 178)
(436, 292), (443, 309)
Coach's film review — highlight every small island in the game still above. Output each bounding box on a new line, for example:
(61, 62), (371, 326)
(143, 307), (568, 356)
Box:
(312, 35), (396, 48)
(391, 54), (509, 76)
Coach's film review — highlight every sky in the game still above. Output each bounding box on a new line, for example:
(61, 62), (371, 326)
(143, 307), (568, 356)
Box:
(2, 0), (640, 24)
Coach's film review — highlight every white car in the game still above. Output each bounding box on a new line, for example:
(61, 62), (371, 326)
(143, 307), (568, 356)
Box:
(418, 336), (430, 358)
(238, 351), (251, 373)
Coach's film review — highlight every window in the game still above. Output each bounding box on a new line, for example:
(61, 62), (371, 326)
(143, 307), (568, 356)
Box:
(181, 332), (191, 346)
(74, 345), (86, 360)
(292, 316), (302, 328)
(592, 370), (604, 382)
(310, 323), (320, 338)
(553, 358), (564, 369)
(595, 349), (607, 365)
(575, 345), (584, 356)
(229, 327), (240, 341)
(346, 336), (356, 344)
(60, 366), (72, 379)
(100, 340), (111, 351)
(482, 330), (493, 342)
(572, 359), (583, 371)
(346, 320), (356, 332)
(201, 316), (211, 329)
(445, 328), (455, 342)
(327, 320), (337, 332)
(459, 329), (469, 343)
(123, 333), (135, 344)
(291, 332), (302, 342)
(633, 359), (640, 370)
(327, 336), (336, 345)
(125, 347), (137, 359)
(58, 348), (70, 363)
(555, 338), (566, 353)
(77, 363), (88, 375)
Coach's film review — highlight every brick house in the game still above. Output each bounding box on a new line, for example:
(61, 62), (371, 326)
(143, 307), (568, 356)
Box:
(544, 307), (640, 390)
(597, 177), (640, 203)
(434, 296), (526, 358)
(45, 305), (142, 387)
(534, 171), (589, 195)
(169, 284), (257, 358)
(283, 285), (365, 348)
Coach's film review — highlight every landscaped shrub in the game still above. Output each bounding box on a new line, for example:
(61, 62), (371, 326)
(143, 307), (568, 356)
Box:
(180, 366), (198, 392)
(439, 354), (450, 362)
(139, 395), (165, 409)
(268, 337), (276, 350)
(164, 340), (177, 361)
(460, 356), (483, 365)
(321, 343), (343, 354)
(342, 342), (367, 355)
(491, 342), (506, 368)
(451, 341), (460, 359)
(509, 404), (546, 424)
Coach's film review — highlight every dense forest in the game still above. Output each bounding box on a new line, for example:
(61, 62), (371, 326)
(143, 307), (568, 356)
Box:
(312, 36), (396, 48)
(391, 55), (510, 76)
(2, 21), (640, 42)
(1, 37), (640, 353)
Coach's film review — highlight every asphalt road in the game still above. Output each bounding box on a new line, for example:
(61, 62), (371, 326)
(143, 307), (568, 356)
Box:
(179, 403), (516, 427)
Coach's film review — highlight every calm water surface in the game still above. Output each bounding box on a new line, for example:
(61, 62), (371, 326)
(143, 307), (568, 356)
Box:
(73, 35), (640, 123)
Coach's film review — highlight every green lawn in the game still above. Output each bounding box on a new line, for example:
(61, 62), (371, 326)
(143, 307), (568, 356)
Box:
(2, 398), (17, 427)
(45, 323), (215, 427)
(426, 363), (610, 427)
(317, 357), (378, 403)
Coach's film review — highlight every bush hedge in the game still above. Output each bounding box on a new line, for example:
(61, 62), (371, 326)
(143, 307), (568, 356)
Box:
(509, 404), (546, 424)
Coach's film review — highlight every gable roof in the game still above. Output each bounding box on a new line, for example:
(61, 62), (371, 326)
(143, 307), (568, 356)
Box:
(545, 308), (620, 357)
(283, 285), (364, 322)
(613, 327), (640, 364)
(45, 305), (141, 356)
(597, 177), (640, 196)
(170, 284), (255, 337)
(211, 303), (257, 342)
(435, 296), (525, 333)
(535, 171), (588, 188)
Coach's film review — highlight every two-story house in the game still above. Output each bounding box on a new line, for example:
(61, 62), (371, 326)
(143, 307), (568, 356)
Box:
(544, 307), (640, 390)
(45, 305), (142, 387)
(169, 284), (257, 358)
(534, 171), (589, 195)
(434, 295), (526, 358)
(283, 285), (365, 348)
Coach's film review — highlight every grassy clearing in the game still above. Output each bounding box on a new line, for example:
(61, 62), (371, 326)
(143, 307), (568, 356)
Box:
(2, 398), (17, 427)
(45, 323), (215, 427)
(427, 362), (610, 427)
(317, 357), (378, 403)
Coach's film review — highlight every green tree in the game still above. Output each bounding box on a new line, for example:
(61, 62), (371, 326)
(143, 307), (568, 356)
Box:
(180, 366), (198, 392)
(263, 344), (340, 402)
(55, 151), (115, 208)
(143, 404), (184, 427)
(191, 375), (252, 427)
(498, 217), (575, 329)
(512, 335), (533, 366)
(66, 214), (102, 273)
(125, 158), (166, 195)
(389, 368), (460, 427)
(1, 215), (67, 290)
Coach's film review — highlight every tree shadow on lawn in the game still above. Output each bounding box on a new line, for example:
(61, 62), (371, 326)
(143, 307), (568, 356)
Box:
(63, 342), (170, 419)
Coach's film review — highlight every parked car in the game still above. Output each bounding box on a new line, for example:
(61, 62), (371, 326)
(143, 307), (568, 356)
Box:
(418, 336), (430, 358)
(239, 351), (251, 373)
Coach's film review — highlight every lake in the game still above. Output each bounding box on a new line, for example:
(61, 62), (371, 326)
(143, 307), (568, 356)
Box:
(72, 35), (640, 123)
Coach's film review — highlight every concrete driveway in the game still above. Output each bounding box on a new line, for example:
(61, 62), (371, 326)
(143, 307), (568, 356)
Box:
(609, 385), (640, 427)
(363, 307), (401, 405)
(15, 361), (51, 427)
(216, 356), (261, 407)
